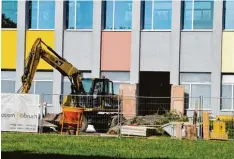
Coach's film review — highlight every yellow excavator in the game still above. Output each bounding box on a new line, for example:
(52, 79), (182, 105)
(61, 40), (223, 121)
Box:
(17, 38), (121, 133)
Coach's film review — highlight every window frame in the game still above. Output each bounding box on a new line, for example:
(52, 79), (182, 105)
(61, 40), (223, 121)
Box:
(223, 0), (234, 31)
(182, 0), (214, 31)
(142, 0), (172, 31)
(181, 82), (212, 110)
(65, 0), (93, 30)
(103, 0), (133, 31)
(28, 0), (55, 30)
(1, 0), (18, 29)
(221, 84), (234, 111)
(111, 80), (130, 95)
(29, 80), (53, 105)
(1, 79), (16, 93)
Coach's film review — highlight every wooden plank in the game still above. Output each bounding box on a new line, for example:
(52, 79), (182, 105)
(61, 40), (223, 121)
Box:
(203, 112), (210, 140)
(121, 126), (156, 137)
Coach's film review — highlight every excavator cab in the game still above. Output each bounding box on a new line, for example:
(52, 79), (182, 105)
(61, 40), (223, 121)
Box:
(86, 77), (119, 110)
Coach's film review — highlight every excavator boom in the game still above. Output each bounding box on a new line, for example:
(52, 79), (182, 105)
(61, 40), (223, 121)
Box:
(18, 38), (85, 96)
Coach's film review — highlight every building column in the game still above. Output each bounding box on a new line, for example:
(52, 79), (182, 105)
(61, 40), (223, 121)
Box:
(211, 0), (223, 116)
(170, 0), (182, 85)
(53, 0), (65, 96)
(130, 0), (142, 84)
(15, 0), (28, 92)
(91, 0), (103, 78)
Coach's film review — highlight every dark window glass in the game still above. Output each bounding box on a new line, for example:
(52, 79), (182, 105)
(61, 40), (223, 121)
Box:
(35, 81), (53, 104)
(29, 0), (55, 29)
(193, 0), (214, 29)
(114, 1), (132, 29)
(153, 0), (172, 29)
(1, 80), (15, 93)
(224, 0), (234, 29)
(104, 1), (114, 29)
(67, 0), (93, 29)
(182, 0), (193, 29)
(182, 0), (214, 29)
(1, 0), (17, 28)
(143, 1), (153, 29)
(104, 0), (132, 30)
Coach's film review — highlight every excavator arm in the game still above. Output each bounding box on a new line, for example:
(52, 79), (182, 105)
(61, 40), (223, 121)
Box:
(17, 38), (86, 98)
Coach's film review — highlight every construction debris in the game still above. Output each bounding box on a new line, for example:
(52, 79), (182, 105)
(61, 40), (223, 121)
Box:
(107, 111), (188, 136)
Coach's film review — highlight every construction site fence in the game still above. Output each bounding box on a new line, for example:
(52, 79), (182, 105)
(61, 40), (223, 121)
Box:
(1, 93), (234, 140)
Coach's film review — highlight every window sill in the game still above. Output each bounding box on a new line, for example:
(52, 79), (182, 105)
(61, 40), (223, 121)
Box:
(181, 29), (213, 32)
(102, 30), (132, 32)
(1, 28), (17, 31)
(220, 109), (234, 112)
(65, 29), (93, 32)
(186, 109), (211, 111)
(141, 29), (171, 32)
(27, 29), (55, 31)
(223, 29), (234, 32)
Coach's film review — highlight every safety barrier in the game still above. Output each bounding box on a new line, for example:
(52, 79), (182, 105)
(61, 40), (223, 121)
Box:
(1, 93), (234, 140)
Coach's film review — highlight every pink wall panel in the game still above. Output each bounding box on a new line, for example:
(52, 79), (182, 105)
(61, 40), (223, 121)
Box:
(101, 31), (131, 71)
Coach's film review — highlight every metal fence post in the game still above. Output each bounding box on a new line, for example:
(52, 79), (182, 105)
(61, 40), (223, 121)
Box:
(117, 95), (120, 138)
(39, 93), (44, 134)
(198, 95), (203, 140)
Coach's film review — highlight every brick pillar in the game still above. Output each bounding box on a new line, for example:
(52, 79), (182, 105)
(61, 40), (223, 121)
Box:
(119, 83), (137, 120)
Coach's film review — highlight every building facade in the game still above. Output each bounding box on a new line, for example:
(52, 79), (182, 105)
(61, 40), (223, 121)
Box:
(1, 0), (234, 115)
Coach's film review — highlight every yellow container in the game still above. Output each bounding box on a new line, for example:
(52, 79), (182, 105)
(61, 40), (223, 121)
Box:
(216, 115), (234, 121)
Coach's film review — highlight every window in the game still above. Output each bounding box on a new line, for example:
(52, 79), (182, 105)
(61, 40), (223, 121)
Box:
(180, 73), (211, 109)
(104, 0), (132, 30)
(182, 0), (214, 30)
(221, 75), (234, 110)
(101, 71), (130, 95)
(66, 0), (93, 29)
(28, 0), (55, 29)
(1, 0), (18, 28)
(1, 80), (15, 93)
(143, 0), (172, 30)
(28, 80), (53, 104)
(223, 0), (234, 29)
(62, 77), (92, 94)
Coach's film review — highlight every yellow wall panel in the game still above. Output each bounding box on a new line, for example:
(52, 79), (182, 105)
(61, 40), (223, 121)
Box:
(1, 30), (17, 69)
(222, 32), (234, 73)
(25, 30), (54, 70)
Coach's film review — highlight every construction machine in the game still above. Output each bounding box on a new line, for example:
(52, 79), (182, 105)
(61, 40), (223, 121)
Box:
(17, 38), (121, 133)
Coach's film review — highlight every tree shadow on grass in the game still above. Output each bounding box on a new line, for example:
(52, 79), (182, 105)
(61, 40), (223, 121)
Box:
(1, 151), (185, 159)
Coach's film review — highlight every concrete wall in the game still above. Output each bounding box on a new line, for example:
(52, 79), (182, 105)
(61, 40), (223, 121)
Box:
(63, 31), (92, 70)
(180, 32), (213, 72)
(140, 32), (171, 72)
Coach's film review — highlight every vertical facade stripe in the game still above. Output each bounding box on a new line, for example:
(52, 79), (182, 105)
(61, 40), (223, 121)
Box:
(15, 0), (27, 91)
(170, 0), (182, 85)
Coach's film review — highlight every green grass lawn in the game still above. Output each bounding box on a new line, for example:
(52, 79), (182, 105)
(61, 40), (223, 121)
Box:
(1, 132), (234, 159)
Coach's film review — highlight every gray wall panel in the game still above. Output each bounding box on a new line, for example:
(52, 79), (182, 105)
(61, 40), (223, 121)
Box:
(63, 31), (92, 70)
(180, 32), (213, 72)
(140, 32), (171, 72)
(1, 71), (16, 80)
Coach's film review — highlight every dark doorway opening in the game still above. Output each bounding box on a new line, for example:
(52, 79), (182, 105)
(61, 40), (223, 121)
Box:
(138, 71), (171, 115)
